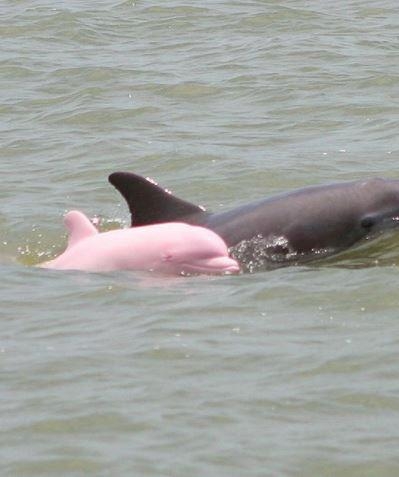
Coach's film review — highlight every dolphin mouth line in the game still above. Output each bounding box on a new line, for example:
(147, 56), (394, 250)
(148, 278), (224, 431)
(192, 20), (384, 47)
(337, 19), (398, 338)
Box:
(179, 258), (240, 275)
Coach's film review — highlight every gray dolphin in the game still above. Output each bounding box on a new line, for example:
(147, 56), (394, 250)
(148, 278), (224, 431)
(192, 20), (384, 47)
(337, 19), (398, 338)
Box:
(108, 172), (399, 267)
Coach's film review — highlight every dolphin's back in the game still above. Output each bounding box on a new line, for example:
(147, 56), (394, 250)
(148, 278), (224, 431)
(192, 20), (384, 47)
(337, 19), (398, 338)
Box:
(207, 181), (367, 250)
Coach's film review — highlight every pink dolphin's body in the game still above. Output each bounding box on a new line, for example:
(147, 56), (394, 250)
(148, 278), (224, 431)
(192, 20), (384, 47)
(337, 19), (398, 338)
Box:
(40, 210), (239, 275)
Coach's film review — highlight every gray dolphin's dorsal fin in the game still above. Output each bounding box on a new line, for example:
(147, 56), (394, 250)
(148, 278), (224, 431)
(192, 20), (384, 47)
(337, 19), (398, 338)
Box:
(64, 210), (98, 248)
(108, 172), (208, 226)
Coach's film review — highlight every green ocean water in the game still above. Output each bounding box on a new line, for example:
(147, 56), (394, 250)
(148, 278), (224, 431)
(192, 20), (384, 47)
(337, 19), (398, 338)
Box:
(2, 1), (399, 476)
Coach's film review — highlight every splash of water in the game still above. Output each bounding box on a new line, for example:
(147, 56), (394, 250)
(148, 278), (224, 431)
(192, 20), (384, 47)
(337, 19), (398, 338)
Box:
(230, 234), (331, 273)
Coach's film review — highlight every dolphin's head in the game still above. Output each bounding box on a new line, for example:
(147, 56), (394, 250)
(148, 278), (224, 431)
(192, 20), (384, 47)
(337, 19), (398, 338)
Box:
(160, 224), (240, 275)
(357, 178), (399, 237)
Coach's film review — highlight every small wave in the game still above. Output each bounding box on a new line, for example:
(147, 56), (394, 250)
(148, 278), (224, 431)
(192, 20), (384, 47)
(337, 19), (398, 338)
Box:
(231, 234), (334, 273)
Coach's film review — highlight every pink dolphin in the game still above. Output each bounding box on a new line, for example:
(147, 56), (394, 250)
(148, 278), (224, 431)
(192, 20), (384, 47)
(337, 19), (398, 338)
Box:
(39, 210), (240, 275)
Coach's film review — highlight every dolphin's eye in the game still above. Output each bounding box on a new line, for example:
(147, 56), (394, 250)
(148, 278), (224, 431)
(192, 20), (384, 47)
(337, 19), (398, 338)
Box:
(161, 252), (173, 262)
(361, 216), (375, 230)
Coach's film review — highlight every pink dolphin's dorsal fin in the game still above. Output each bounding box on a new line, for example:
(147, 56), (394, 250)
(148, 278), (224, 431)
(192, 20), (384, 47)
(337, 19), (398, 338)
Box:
(64, 210), (99, 249)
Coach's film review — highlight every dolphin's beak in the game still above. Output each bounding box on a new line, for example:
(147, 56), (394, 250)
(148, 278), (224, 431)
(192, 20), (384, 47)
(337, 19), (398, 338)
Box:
(207, 256), (240, 273)
(181, 256), (240, 275)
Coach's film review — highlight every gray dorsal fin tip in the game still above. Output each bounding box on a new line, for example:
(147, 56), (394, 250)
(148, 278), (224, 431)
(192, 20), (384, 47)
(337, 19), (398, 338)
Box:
(108, 171), (208, 226)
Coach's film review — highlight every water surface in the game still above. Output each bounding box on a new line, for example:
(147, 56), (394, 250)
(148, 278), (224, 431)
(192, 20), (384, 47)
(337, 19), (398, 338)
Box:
(2, 1), (399, 476)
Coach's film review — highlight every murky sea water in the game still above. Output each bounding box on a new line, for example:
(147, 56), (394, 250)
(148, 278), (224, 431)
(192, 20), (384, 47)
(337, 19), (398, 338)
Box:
(2, 1), (399, 475)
